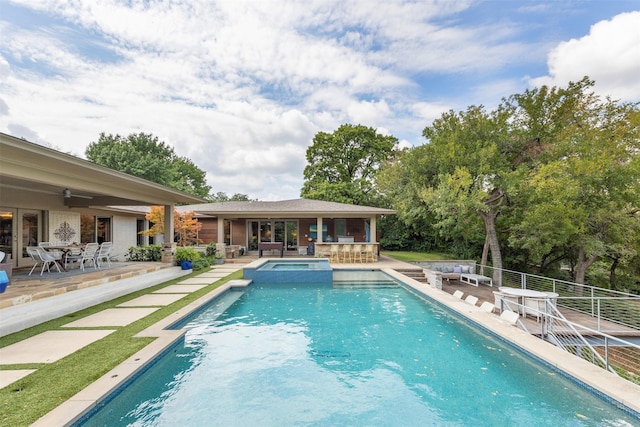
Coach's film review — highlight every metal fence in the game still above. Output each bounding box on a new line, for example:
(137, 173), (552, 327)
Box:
(480, 265), (640, 331)
(498, 296), (640, 383)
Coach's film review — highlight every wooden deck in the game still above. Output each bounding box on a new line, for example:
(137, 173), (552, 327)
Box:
(440, 279), (640, 338)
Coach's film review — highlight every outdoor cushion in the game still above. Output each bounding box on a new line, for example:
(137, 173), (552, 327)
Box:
(461, 265), (470, 273)
(453, 266), (462, 273)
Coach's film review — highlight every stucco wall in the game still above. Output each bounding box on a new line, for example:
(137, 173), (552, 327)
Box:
(47, 211), (82, 245)
(112, 215), (137, 260)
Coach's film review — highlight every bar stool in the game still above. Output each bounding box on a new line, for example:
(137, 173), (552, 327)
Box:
(329, 245), (340, 263)
(352, 244), (363, 263)
(341, 244), (353, 263)
(364, 244), (376, 263)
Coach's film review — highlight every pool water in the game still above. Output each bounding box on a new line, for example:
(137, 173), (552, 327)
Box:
(80, 282), (638, 426)
(244, 259), (333, 284)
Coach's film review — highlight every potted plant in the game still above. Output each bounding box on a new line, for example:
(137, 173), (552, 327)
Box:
(214, 251), (225, 265)
(175, 247), (200, 270)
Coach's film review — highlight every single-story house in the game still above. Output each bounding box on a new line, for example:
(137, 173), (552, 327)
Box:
(177, 200), (396, 256)
(0, 132), (204, 271)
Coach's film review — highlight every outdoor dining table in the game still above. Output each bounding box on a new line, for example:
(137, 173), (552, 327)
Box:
(498, 287), (559, 318)
(42, 244), (85, 271)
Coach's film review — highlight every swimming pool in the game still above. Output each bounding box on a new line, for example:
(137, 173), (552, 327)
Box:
(78, 276), (638, 426)
(244, 258), (333, 284)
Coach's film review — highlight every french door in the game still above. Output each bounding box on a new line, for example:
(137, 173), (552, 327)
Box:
(0, 208), (42, 267)
(248, 220), (298, 252)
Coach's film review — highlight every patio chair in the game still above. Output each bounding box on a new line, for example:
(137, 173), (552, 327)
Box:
(480, 301), (495, 313)
(464, 295), (479, 305)
(499, 310), (520, 326)
(341, 245), (353, 263)
(96, 242), (113, 269)
(39, 242), (63, 263)
(329, 245), (340, 263)
(78, 243), (99, 271)
(27, 246), (61, 276)
(64, 246), (84, 269)
(524, 297), (546, 322)
(453, 290), (464, 299)
(364, 244), (376, 263)
(351, 244), (363, 263)
(493, 291), (519, 313)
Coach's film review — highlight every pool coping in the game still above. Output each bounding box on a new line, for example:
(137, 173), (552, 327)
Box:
(382, 268), (640, 418)
(33, 269), (640, 425)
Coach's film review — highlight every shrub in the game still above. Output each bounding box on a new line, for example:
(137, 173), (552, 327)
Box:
(192, 257), (211, 271)
(127, 245), (162, 261)
(175, 247), (201, 262)
(205, 242), (217, 257)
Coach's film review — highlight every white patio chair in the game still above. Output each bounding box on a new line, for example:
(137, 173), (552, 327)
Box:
(78, 243), (99, 271)
(464, 295), (479, 305)
(27, 246), (61, 276)
(480, 301), (495, 313)
(493, 291), (519, 313)
(39, 242), (63, 263)
(64, 246), (84, 269)
(499, 310), (520, 326)
(524, 297), (546, 322)
(96, 242), (113, 269)
(453, 290), (464, 299)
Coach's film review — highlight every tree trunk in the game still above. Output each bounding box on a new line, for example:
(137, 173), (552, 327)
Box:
(574, 247), (599, 296)
(480, 234), (490, 276)
(479, 210), (502, 286)
(609, 257), (619, 291)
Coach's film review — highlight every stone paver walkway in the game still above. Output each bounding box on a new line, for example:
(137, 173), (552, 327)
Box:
(0, 265), (243, 391)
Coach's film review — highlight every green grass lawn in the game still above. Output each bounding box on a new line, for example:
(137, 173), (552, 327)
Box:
(0, 269), (243, 427)
(381, 250), (455, 262)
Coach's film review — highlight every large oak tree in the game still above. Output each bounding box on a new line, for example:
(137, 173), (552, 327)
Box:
(86, 132), (211, 198)
(301, 124), (398, 207)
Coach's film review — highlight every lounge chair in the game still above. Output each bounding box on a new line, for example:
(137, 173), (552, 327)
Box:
(464, 295), (479, 305)
(480, 301), (495, 313)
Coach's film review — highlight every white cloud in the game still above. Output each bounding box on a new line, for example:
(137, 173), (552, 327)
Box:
(530, 11), (640, 101)
(1, 1), (638, 200)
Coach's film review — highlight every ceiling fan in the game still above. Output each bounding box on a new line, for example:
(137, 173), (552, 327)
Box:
(63, 188), (93, 199)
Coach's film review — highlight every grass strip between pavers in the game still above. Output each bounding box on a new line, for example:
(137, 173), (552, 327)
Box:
(0, 268), (243, 427)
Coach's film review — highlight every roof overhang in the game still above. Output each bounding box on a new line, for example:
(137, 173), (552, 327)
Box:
(0, 133), (205, 207)
(179, 199), (396, 219)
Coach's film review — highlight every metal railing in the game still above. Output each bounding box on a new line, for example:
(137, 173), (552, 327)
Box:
(481, 265), (640, 332)
(497, 297), (640, 381)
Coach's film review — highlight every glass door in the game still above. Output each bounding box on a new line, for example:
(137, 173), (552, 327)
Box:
(286, 221), (298, 251)
(19, 209), (42, 267)
(248, 220), (299, 252)
(0, 209), (15, 266)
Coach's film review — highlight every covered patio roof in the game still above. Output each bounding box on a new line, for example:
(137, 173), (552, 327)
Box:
(0, 132), (204, 207)
(180, 199), (396, 218)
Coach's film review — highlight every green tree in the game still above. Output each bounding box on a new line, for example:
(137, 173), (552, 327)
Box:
(86, 132), (211, 198)
(301, 124), (398, 206)
(507, 79), (640, 285)
(418, 105), (513, 284)
(207, 192), (255, 202)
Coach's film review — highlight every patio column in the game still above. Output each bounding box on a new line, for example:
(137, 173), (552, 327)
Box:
(370, 216), (377, 243)
(217, 216), (225, 244)
(317, 217), (323, 243)
(163, 204), (174, 244)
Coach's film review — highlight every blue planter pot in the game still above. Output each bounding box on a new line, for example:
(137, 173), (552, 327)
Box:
(0, 271), (8, 293)
(179, 260), (193, 270)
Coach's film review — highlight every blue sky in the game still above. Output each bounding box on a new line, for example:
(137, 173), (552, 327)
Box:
(1, 1), (639, 201)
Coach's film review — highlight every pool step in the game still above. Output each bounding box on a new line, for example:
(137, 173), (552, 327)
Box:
(394, 268), (429, 283)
